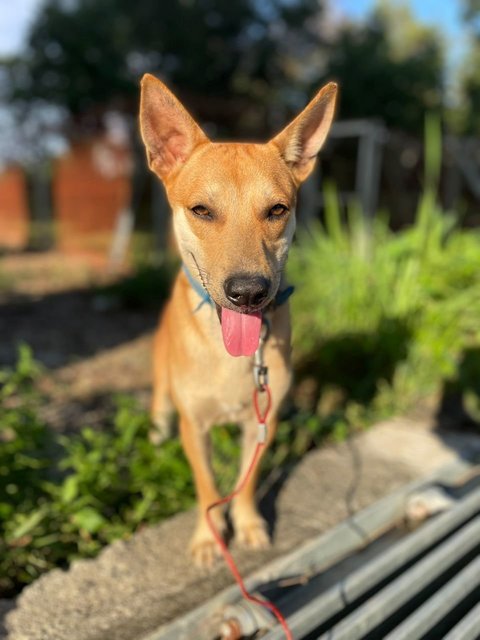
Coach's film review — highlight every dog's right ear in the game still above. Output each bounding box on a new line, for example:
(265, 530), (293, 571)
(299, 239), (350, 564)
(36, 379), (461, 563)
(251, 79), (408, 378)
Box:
(140, 74), (209, 182)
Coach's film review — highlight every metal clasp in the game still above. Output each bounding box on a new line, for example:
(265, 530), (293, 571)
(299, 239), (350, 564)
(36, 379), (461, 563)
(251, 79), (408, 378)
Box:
(253, 319), (270, 390)
(254, 362), (269, 390)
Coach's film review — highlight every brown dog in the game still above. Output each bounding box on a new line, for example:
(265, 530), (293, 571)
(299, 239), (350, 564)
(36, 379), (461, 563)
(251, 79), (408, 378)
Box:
(139, 75), (337, 567)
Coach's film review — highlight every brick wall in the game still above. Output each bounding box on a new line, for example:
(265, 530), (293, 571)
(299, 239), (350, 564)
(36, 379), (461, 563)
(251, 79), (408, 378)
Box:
(0, 167), (29, 249)
(53, 137), (132, 254)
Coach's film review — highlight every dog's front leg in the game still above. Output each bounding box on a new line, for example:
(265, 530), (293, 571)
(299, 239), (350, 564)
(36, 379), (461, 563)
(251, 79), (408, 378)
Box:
(231, 416), (277, 550)
(179, 416), (226, 568)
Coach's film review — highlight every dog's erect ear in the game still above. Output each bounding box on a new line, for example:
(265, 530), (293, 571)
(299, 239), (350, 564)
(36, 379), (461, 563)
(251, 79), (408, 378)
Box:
(140, 74), (209, 181)
(271, 82), (338, 184)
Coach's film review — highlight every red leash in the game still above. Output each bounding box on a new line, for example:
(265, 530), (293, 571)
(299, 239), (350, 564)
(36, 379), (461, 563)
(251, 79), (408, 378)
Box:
(206, 383), (293, 640)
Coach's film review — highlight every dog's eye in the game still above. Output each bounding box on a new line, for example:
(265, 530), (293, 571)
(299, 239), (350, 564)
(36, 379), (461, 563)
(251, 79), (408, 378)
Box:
(268, 203), (289, 218)
(190, 205), (211, 218)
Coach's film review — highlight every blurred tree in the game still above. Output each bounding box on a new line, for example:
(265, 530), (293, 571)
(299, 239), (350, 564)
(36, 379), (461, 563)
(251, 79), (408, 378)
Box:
(3, 0), (330, 252)
(462, 0), (480, 31)
(322, 2), (444, 133)
(452, 0), (480, 135)
(6, 0), (327, 138)
(5, 0), (455, 139)
(449, 46), (480, 136)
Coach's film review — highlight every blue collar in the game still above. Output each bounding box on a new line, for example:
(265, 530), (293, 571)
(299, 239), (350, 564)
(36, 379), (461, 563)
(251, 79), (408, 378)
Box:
(182, 264), (214, 312)
(182, 264), (294, 313)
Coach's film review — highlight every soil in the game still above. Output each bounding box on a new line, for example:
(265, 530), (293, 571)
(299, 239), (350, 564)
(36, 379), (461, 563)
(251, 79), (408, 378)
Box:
(0, 250), (159, 431)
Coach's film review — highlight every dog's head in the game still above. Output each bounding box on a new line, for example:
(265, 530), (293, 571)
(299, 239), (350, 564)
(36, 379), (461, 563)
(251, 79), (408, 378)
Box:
(140, 75), (337, 354)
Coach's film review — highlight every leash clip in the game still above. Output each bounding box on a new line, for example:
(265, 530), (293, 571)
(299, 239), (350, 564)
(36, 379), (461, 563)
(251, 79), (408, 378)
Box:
(253, 319), (270, 391)
(254, 364), (269, 391)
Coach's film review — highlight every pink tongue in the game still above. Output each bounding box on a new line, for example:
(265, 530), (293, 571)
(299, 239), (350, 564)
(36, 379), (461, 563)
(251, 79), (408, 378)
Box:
(221, 308), (262, 357)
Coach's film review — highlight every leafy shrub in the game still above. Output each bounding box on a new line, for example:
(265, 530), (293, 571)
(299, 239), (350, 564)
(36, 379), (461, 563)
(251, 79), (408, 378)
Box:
(0, 346), (269, 597)
(0, 345), (54, 593)
(0, 348), (195, 596)
(288, 116), (480, 426)
(97, 256), (177, 309)
(0, 347), (337, 597)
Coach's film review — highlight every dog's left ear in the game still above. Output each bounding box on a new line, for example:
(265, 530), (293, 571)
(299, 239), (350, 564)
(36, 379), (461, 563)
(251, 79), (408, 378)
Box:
(270, 82), (338, 184)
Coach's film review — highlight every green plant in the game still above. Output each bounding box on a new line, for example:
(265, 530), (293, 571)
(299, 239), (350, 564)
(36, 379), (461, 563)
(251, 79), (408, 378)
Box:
(0, 345), (54, 593)
(96, 255), (177, 309)
(288, 115), (480, 430)
(0, 348), (196, 596)
(0, 348), (258, 596)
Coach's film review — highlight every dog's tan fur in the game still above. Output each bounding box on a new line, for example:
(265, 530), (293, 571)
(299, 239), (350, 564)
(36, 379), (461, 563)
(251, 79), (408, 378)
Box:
(140, 75), (337, 567)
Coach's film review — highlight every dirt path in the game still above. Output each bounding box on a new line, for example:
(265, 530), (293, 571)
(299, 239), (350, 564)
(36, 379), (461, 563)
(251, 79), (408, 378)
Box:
(1, 250), (159, 430)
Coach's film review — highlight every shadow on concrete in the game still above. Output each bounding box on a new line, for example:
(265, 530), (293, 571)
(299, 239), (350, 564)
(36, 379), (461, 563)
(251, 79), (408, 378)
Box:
(436, 347), (480, 431)
(258, 424), (368, 544)
(434, 346), (480, 461)
(0, 602), (15, 638)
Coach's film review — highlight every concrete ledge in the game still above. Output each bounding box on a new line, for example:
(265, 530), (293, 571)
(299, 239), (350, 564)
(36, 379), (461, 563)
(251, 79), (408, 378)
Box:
(2, 418), (480, 640)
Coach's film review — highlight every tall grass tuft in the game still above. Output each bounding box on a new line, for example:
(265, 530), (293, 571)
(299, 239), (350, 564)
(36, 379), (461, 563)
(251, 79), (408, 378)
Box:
(288, 114), (480, 418)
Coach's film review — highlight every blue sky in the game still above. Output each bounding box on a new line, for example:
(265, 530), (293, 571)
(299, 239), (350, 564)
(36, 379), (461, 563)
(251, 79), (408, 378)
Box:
(0, 0), (470, 62)
(338, 0), (464, 30)
(338, 0), (469, 78)
(0, 0), (43, 56)
(338, 0), (467, 61)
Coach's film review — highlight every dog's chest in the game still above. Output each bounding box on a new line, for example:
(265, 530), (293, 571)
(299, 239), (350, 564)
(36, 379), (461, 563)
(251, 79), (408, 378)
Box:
(169, 292), (291, 427)
(188, 354), (257, 427)
(212, 397), (252, 424)
(205, 357), (255, 423)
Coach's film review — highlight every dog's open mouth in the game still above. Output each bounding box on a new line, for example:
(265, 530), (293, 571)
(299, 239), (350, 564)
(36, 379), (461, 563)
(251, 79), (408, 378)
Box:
(215, 304), (262, 358)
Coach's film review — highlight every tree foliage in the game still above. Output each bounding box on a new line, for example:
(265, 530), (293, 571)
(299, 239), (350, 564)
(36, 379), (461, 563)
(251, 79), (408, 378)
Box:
(454, 0), (480, 135)
(323, 4), (444, 133)
(9, 0), (326, 137)
(7, 0), (480, 139)
(462, 0), (480, 32)
(452, 44), (480, 136)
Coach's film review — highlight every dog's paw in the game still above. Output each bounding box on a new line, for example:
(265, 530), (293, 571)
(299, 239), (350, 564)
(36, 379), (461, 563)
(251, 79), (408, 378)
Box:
(149, 412), (175, 445)
(189, 536), (222, 569)
(235, 517), (271, 550)
(148, 428), (168, 446)
(189, 510), (226, 569)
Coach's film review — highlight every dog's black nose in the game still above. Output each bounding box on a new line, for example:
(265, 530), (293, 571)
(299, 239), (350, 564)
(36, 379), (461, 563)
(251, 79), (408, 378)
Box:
(224, 275), (271, 309)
